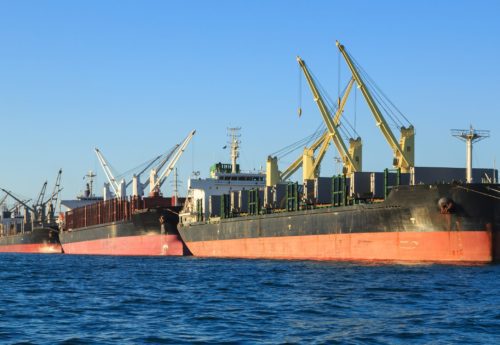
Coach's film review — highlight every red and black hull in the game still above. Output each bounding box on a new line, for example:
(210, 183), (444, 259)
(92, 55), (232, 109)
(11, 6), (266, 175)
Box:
(0, 227), (62, 254)
(178, 184), (500, 263)
(60, 208), (190, 256)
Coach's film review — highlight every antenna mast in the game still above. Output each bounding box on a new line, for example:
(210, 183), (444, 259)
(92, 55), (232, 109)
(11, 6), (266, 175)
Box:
(228, 127), (241, 174)
(451, 126), (490, 183)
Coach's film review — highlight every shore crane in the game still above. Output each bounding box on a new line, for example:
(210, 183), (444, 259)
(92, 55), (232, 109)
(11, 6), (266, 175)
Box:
(336, 41), (414, 172)
(266, 63), (358, 186)
(149, 130), (196, 196)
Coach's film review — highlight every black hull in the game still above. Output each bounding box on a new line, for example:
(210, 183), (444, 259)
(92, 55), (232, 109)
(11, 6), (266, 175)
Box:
(59, 208), (189, 255)
(179, 184), (500, 262)
(0, 227), (62, 253)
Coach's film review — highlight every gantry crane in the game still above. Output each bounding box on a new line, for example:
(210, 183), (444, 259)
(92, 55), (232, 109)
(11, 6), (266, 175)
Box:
(336, 41), (414, 172)
(149, 130), (196, 196)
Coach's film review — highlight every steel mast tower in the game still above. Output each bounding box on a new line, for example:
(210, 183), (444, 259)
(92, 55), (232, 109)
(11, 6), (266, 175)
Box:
(228, 127), (241, 174)
(451, 126), (490, 183)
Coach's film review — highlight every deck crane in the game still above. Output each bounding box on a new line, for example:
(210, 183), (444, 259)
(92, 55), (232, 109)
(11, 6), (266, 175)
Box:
(149, 130), (196, 196)
(298, 56), (361, 176)
(336, 41), (414, 172)
(126, 155), (162, 188)
(0, 188), (36, 225)
(35, 182), (48, 209)
(136, 144), (180, 194)
(0, 193), (7, 209)
(95, 148), (124, 198)
(266, 75), (356, 186)
(46, 169), (63, 223)
(9, 199), (31, 213)
(297, 57), (362, 174)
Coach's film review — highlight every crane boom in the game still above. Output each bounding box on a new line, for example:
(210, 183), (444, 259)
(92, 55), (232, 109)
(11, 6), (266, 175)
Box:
(48, 169), (63, 208)
(95, 148), (120, 196)
(151, 130), (196, 192)
(9, 199), (31, 212)
(279, 131), (327, 181)
(35, 182), (48, 207)
(336, 41), (414, 171)
(0, 193), (7, 207)
(298, 56), (360, 174)
(0, 188), (35, 213)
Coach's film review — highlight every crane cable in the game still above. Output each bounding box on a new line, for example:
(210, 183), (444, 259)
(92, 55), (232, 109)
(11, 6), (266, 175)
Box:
(348, 51), (412, 129)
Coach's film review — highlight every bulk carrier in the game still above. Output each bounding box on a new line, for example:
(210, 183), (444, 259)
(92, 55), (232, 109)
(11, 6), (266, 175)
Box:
(0, 208), (61, 253)
(178, 42), (500, 263)
(58, 131), (195, 256)
(0, 171), (63, 253)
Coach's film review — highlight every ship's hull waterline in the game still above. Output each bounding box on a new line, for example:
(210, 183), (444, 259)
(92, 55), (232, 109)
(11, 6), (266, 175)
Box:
(0, 227), (62, 254)
(179, 184), (500, 263)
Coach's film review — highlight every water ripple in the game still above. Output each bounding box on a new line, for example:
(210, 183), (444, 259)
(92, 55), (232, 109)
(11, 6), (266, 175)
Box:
(0, 254), (499, 344)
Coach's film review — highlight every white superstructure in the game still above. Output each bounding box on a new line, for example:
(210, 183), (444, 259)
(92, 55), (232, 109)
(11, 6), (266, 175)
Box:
(181, 129), (265, 223)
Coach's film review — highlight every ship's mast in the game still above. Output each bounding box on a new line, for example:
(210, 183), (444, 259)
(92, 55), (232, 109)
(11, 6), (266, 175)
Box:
(228, 127), (241, 173)
(171, 167), (182, 206)
(85, 171), (97, 197)
(451, 126), (490, 183)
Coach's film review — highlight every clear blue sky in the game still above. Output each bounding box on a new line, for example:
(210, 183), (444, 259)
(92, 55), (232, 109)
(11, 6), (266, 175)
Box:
(0, 0), (499, 202)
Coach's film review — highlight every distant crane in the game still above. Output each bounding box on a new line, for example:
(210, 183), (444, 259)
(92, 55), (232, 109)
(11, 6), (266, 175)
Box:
(0, 193), (8, 209)
(149, 130), (196, 196)
(46, 169), (63, 223)
(137, 144), (180, 196)
(95, 148), (123, 198)
(0, 170), (63, 226)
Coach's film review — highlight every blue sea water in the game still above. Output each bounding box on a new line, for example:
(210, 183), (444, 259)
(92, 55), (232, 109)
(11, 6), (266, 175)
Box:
(0, 255), (499, 345)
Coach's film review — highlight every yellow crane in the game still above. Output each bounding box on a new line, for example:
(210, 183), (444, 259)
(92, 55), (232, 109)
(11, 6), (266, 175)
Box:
(297, 56), (361, 176)
(266, 63), (359, 186)
(336, 41), (414, 172)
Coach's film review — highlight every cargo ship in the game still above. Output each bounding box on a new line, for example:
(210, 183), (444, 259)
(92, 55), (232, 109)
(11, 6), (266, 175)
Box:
(0, 172), (63, 254)
(0, 209), (61, 253)
(179, 177), (500, 263)
(58, 131), (195, 256)
(178, 44), (499, 263)
(59, 194), (188, 256)
(178, 124), (500, 263)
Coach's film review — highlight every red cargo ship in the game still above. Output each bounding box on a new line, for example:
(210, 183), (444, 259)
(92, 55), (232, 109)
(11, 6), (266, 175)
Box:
(0, 211), (61, 254)
(179, 181), (500, 263)
(59, 195), (189, 256)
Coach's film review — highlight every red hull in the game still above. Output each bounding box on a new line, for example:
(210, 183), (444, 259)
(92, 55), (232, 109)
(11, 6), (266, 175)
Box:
(0, 243), (63, 254)
(184, 231), (494, 263)
(61, 234), (185, 256)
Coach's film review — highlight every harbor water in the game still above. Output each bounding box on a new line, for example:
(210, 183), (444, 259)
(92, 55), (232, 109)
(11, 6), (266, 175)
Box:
(0, 254), (499, 344)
